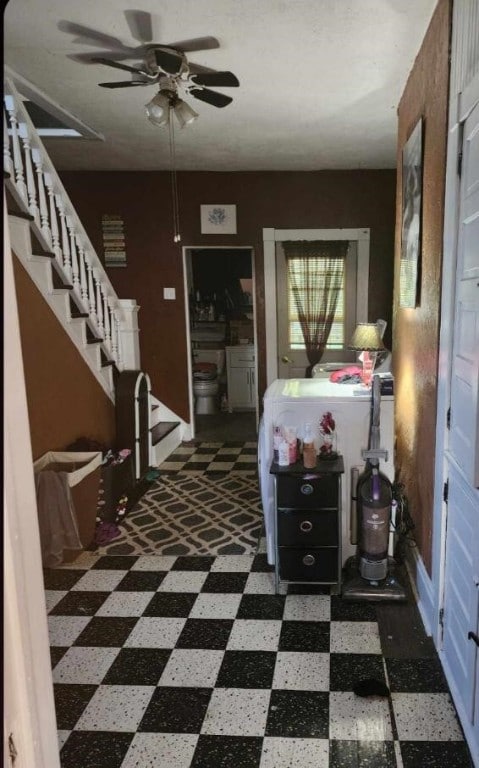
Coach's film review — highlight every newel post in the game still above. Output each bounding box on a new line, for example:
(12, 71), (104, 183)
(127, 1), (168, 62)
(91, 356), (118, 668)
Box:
(116, 299), (141, 370)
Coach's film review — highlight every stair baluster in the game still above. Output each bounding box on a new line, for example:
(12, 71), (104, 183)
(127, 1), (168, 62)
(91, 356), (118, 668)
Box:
(76, 236), (89, 308)
(67, 216), (80, 297)
(93, 269), (104, 337)
(31, 149), (52, 248)
(56, 195), (72, 282)
(4, 107), (13, 177)
(86, 256), (98, 326)
(103, 290), (112, 353)
(112, 307), (122, 368)
(18, 123), (39, 223)
(4, 95), (27, 204)
(44, 173), (62, 267)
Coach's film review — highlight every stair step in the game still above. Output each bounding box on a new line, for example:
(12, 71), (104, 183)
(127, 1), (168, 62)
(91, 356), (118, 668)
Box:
(151, 421), (181, 446)
(8, 208), (34, 221)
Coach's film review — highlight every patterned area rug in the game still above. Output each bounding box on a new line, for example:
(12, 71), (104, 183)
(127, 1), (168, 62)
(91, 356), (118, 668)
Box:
(96, 471), (262, 557)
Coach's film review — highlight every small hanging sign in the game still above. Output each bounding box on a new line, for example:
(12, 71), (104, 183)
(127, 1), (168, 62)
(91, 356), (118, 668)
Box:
(102, 214), (127, 267)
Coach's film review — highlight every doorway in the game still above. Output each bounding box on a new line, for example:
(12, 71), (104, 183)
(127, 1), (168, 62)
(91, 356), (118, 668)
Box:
(182, 246), (258, 441)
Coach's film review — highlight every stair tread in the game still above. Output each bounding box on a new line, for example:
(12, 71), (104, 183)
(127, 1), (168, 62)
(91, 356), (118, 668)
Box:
(151, 421), (181, 445)
(8, 208), (34, 221)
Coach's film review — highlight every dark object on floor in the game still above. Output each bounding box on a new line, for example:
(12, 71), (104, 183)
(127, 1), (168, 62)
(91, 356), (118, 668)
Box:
(94, 521), (121, 546)
(353, 678), (390, 697)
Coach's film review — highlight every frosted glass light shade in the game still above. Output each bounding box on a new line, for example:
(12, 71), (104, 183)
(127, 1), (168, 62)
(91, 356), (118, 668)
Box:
(173, 99), (198, 128)
(145, 93), (171, 126)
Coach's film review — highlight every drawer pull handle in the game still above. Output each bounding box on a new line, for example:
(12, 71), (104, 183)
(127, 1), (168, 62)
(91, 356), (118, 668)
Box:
(468, 631), (479, 647)
(300, 483), (314, 495)
(303, 554), (316, 566)
(300, 520), (313, 533)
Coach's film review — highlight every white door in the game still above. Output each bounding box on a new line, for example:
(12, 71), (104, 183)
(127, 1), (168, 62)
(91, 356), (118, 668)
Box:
(442, 96), (479, 750)
(276, 241), (357, 378)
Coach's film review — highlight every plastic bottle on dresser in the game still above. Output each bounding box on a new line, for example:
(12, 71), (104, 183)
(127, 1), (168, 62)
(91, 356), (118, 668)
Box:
(284, 426), (298, 464)
(278, 437), (290, 466)
(302, 423), (317, 469)
(273, 425), (282, 463)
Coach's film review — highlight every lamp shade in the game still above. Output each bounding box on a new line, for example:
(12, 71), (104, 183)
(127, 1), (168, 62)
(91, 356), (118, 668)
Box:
(173, 98), (198, 128)
(145, 92), (171, 127)
(349, 323), (385, 351)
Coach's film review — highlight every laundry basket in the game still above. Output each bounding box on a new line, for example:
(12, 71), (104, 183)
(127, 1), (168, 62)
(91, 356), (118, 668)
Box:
(33, 451), (102, 565)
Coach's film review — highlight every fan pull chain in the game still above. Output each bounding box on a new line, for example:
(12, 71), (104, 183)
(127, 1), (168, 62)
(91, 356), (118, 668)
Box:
(168, 113), (181, 243)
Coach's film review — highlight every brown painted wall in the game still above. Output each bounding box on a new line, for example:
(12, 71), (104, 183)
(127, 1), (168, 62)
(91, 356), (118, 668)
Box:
(393, 0), (451, 575)
(13, 254), (116, 459)
(61, 169), (396, 422)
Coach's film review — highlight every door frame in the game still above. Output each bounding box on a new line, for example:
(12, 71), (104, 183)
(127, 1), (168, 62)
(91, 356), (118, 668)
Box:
(182, 245), (258, 437)
(263, 227), (370, 386)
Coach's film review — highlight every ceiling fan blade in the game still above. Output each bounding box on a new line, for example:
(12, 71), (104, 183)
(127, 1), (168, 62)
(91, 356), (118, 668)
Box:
(124, 10), (153, 43)
(189, 87), (233, 108)
(91, 57), (149, 77)
(68, 50), (135, 64)
(154, 47), (184, 75)
(190, 71), (239, 87)
(166, 36), (220, 53)
(58, 20), (130, 51)
(98, 80), (149, 88)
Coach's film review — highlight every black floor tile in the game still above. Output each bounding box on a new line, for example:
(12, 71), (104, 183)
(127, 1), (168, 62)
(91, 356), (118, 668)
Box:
(102, 648), (171, 685)
(386, 657), (449, 692)
(191, 734), (263, 768)
(400, 740), (475, 767)
(172, 555), (215, 571)
(139, 687), (212, 733)
(251, 554), (274, 572)
(331, 596), (378, 621)
(201, 572), (249, 593)
(330, 739), (397, 767)
(91, 555), (138, 570)
(279, 620), (330, 652)
(49, 590), (109, 616)
(43, 568), (85, 590)
(176, 618), (234, 649)
(237, 594), (285, 620)
(142, 592), (198, 617)
(184, 462), (211, 470)
(287, 583), (331, 594)
(376, 602), (436, 659)
(265, 689), (329, 738)
(50, 645), (68, 668)
(73, 617), (137, 646)
(114, 570), (166, 591)
(216, 650), (277, 688)
(330, 653), (386, 691)
(53, 683), (98, 729)
(60, 731), (133, 768)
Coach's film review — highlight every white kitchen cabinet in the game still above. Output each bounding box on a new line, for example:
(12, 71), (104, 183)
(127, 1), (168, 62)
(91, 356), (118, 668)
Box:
(226, 345), (256, 411)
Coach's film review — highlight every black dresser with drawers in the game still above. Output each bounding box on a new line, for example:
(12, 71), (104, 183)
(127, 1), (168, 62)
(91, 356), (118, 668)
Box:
(270, 457), (344, 593)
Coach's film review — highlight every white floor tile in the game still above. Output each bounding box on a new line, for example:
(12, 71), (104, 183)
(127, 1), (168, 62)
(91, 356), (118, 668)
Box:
(45, 590), (67, 612)
(273, 652), (329, 691)
(95, 591), (154, 617)
(160, 461), (190, 471)
(157, 571), (207, 592)
(283, 594), (331, 622)
(329, 691), (393, 741)
(124, 617), (186, 648)
(201, 688), (270, 736)
(257, 537), (267, 554)
(75, 685), (154, 732)
(158, 649), (223, 687)
(208, 461), (235, 471)
(71, 570), (127, 591)
(189, 453), (216, 462)
(329, 621), (381, 654)
(392, 692), (464, 741)
(56, 552), (100, 569)
(235, 454), (257, 463)
(244, 572), (277, 594)
(52, 646), (119, 684)
(48, 616), (90, 646)
(210, 555), (254, 572)
(131, 555), (177, 571)
(122, 733), (198, 768)
(226, 619), (282, 651)
(217, 447), (242, 455)
(190, 593), (242, 619)
(57, 731), (71, 750)
(261, 737), (329, 767)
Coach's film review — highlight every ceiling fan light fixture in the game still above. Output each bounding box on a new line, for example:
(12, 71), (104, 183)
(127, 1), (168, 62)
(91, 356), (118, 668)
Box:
(145, 92), (171, 127)
(173, 98), (198, 128)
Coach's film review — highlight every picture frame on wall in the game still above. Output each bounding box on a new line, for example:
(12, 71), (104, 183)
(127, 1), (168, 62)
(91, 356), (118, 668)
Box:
(400, 117), (423, 307)
(200, 204), (237, 234)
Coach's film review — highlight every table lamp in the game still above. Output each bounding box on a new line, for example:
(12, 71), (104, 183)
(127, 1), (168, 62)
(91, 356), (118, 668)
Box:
(348, 323), (385, 387)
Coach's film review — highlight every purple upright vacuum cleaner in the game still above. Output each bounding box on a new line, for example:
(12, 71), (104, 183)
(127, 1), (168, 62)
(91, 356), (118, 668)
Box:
(342, 374), (407, 601)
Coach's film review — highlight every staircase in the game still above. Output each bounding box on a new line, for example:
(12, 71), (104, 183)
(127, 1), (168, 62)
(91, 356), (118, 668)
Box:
(4, 71), (184, 467)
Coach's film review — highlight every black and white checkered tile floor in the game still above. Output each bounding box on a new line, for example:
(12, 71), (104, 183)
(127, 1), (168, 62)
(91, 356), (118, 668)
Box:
(46, 546), (474, 768)
(159, 441), (258, 473)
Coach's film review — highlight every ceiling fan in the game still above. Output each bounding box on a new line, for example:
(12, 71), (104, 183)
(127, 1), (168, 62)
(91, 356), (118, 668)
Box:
(60, 10), (239, 109)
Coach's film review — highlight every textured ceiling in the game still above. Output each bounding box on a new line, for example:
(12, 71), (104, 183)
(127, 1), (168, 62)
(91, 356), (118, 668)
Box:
(4, 0), (437, 171)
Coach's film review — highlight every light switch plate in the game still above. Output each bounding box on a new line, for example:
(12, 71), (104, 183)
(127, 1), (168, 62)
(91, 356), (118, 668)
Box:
(163, 287), (176, 300)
